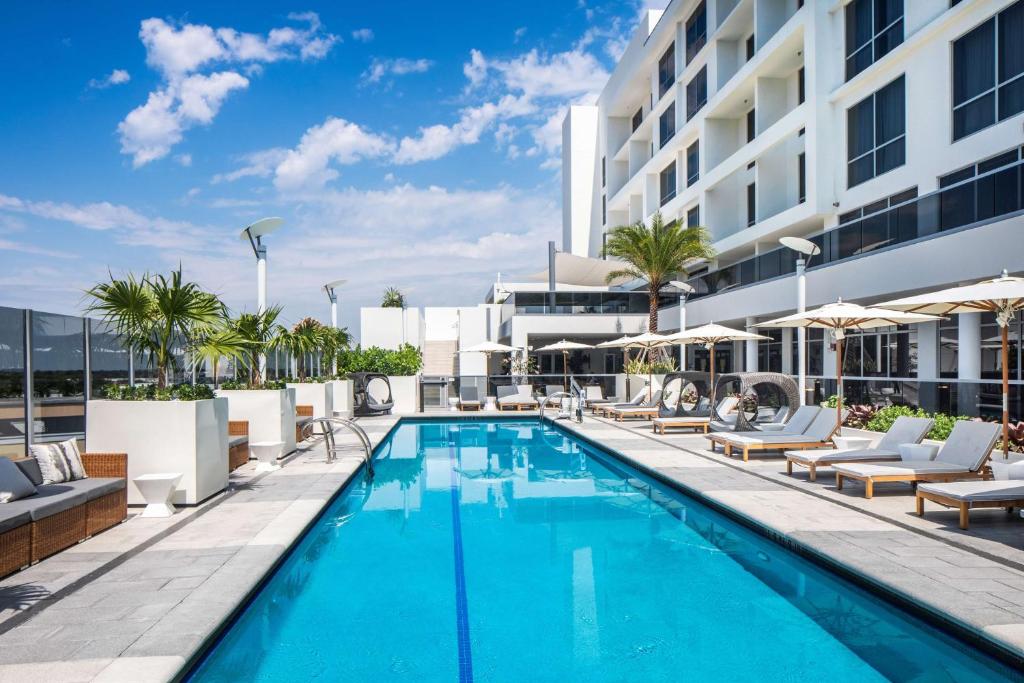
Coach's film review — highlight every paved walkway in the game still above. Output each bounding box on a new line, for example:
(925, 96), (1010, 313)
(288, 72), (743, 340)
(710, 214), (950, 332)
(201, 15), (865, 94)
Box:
(0, 417), (398, 682)
(560, 415), (1024, 663)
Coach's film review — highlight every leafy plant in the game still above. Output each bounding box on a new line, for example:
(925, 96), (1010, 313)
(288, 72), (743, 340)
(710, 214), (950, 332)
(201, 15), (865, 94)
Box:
(102, 382), (214, 401)
(865, 404), (970, 441)
(230, 305), (283, 385)
(191, 326), (251, 389)
(502, 353), (538, 377)
(602, 211), (715, 332)
(336, 344), (423, 376)
(219, 379), (287, 390)
(380, 287), (406, 308)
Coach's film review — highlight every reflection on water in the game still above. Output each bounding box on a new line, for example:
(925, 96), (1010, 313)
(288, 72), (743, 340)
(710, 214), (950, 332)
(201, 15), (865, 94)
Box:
(188, 420), (1017, 682)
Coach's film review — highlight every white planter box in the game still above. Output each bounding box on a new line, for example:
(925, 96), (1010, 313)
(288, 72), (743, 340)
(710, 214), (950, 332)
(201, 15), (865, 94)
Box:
(216, 389), (297, 455)
(287, 382), (334, 418)
(330, 380), (354, 418)
(86, 398), (228, 506)
(614, 373), (664, 401)
(366, 375), (420, 414)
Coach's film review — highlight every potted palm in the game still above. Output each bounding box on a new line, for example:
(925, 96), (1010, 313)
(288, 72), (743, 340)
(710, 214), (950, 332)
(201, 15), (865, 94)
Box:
(216, 306), (299, 455)
(281, 318), (335, 418)
(84, 270), (230, 506)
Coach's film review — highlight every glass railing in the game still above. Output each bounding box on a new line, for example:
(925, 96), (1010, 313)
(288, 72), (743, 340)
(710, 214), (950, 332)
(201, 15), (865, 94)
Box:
(684, 156), (1024, 301)
(501, 291), (677, 317)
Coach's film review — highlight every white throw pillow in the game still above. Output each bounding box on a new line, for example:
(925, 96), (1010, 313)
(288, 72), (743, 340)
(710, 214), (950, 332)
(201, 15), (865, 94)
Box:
(989, 461), (1024, 481)
(29, 439), (87, 484)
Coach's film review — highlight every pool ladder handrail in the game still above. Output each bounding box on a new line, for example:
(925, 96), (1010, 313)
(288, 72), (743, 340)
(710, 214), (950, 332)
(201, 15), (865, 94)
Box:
(538, 379), (585, 424)
(307, 417), (375, 478)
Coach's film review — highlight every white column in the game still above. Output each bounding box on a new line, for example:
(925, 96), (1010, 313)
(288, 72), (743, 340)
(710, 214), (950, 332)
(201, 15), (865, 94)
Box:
(678, 298), (687, 369)
(796, 257), (807, 404)
(781, 328), (793, 374)
(957, 312), (981, 380)
(329, 292), (339, 376)
(745, 316), (758, 372)
(257, 244), (268, 381)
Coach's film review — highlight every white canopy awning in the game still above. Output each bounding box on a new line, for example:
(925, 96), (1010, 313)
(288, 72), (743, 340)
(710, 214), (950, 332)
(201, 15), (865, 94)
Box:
(527, 252), (632, 287)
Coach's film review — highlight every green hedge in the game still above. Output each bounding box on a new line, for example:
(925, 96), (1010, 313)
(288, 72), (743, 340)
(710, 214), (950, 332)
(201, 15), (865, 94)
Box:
(219, 379), (287, 390)
(336, 344), (423, 376)
(102, 383), (215, 401)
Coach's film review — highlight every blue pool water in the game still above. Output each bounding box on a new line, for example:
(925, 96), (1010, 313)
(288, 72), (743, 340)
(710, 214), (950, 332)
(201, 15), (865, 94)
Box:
(188, 420), (1018, 681)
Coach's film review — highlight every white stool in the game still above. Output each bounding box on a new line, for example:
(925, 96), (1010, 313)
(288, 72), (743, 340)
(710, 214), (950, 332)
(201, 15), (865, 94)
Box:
(134, 473), (182, 518)
(250, 441), (284, 473)
(485, 396), (497, 411)
(833, 436), (873, 451)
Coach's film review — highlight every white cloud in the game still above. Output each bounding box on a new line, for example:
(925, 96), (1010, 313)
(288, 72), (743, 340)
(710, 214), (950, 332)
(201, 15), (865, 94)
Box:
(120, 14), (337, 166)
(351, 28), (374, 42)
(211, 147), (289, 184)
(393, 95), (531, 164)
(361, 57), (433, 85)
(463, 49), (487, 89)
(272, 117), (395, 190)
(175, 153), (193, 167)
(88, 69), (130, 89)
(514, 27), (527, 43)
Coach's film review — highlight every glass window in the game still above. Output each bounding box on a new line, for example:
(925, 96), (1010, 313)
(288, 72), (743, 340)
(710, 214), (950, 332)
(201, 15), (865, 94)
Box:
(746, 108), (756, 142)
(847, 75), (905, 187)
(601, 156), (606, 187)
(798, 153), (807, 203)
(658, 43), (676, 99)
(747, 183), (756, 226)
(686, 67), (707, 121)
(845, 0), (904, 81)
(0, 307), (25, 458)
(687, 205), (700, 228)
(659, 102), (676, 148)
(31, 312), (85, 446)
(746, 35), (755, 61)
(798, 67), (805, 104)
(601, 195), (607, 225)
(686, 141), (699, 186)
(685, 1), (707, 64)
(660, 162), (677, 206)
(808, 328), (825, 376)
(632, 107), (643, 132)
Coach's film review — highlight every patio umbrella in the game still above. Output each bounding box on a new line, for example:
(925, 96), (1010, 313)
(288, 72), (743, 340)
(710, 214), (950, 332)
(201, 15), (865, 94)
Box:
(597, 335), (640, 398)
(534, 340), (594, 391)
(667, 323), (770, 409)
(880, 270), (1024, 457)
(460, 340), (519, 397)
(613, 331), (672, 399)
(756, 300), (940, 434)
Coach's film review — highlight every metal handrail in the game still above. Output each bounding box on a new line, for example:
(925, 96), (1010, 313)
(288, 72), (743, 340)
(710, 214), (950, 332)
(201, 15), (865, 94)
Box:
(539, 379), (585, 424)
(305, 417), (375, 478)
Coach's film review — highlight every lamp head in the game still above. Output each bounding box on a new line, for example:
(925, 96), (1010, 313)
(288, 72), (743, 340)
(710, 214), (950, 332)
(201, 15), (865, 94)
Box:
(779, 236), (821, 257)
(668, 280), (695, 294)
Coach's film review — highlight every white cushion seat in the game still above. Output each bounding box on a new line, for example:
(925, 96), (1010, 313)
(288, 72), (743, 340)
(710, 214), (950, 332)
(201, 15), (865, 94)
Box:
(918, 480), (1024, 503)
(790, 447), (900, 465)
(834, 461), (974, 478)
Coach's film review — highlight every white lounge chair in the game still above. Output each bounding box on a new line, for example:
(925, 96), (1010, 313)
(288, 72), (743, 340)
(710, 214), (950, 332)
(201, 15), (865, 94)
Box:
(706, 407), (842, 462)
(595, 388), (648, 416)
(542, 384), (566, 407)
(497, 384), (539, 411)
(834, 420), (1001, 499)
(707, 405), (820, 442)
(583, 385), (614, 409)
(458, 386), (481, 411)
(785, 416), (934, 481)
(605, 390), (666, 421)
(652, 396), (740, 435)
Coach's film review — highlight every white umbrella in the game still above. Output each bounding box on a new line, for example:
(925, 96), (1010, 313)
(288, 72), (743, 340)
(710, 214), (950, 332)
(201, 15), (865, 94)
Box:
(756, 299), (941, 433)
(534, 340), (594, 390)
(608, 332), (672, 398)
(459, 341), (519, 395)
(880, 270), (1024, 457)
(597, 335), (641, 397)
(667, 323), (770, 407)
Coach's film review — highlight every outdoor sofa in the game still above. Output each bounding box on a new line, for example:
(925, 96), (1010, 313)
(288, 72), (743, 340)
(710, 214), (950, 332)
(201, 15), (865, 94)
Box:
(834, 420), (1001, 499)
(228, 420), (250, 471)
(785, 416), (933, 481)
(1, 452), (128, 579)
(705, 408), (846, 462)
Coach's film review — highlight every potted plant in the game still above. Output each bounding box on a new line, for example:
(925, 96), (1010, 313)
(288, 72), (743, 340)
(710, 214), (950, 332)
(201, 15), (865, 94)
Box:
(336, 344), (423, 414)
(85, 270), (230, 506)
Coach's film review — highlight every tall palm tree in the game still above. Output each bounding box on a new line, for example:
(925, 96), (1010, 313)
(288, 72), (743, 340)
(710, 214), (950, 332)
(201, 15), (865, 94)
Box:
(381, 287), (405, 308)
(230, 305), (283, 385)
(86, 269), (225, 387)
(603, 211), (714, 332)
(274, 317), (327, 380)
(192, 327), (251, 388)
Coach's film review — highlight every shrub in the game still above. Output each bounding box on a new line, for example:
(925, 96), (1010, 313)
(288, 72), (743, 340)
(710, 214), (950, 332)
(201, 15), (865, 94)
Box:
(336, 344), (423, 376)
(220, 379), (287, 390)
(102, 383), (214, 401)
(865, 404), (970, 441)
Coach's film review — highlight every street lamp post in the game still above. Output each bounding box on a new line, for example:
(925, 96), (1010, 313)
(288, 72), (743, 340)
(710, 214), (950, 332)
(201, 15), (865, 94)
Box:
(668, 280), (695, 370)
(239, 217), (285, 381)
(324, 279), (346, 376)
(779, 236), (821, 405)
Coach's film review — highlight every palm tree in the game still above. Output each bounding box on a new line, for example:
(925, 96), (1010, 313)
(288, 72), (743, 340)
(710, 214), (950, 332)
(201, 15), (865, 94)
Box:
(603, 212), (714, 332)
(381, 287), (405, 308)
(191, 327), (251, 388)
(274, 317), (327, 380)
(230, 305), (283, 385)
(86, 269), (225, 387)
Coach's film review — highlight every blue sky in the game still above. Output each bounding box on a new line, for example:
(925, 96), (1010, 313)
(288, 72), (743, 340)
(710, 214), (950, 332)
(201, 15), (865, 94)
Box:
(0, 1), (662, 339)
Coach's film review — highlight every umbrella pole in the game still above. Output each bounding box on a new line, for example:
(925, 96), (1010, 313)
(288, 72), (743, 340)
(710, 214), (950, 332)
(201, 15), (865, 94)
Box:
(1003, 325), (1010, 459)
(709, 342), (716, 410)
(836, 335), (843, 436)
(563, 350), (568, 392)
(624, 349), (630, 398)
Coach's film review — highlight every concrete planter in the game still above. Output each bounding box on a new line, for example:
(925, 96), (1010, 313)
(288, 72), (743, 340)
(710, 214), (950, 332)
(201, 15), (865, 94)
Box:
(287, 382), (334, 418)
(366, 375), (419, 414)
(615, 373), (666, 401)
(216, 389), (297, 455)
(330, 380), (354, 418)
(86, 398), (228, 506)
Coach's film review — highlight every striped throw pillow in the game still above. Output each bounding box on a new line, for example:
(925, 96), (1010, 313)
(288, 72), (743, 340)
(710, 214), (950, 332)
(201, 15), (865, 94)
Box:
(29, 439), (87, 484)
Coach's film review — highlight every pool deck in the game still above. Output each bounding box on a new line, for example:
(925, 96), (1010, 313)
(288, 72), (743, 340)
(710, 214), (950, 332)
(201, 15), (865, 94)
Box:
(0, 410), (1022, 680)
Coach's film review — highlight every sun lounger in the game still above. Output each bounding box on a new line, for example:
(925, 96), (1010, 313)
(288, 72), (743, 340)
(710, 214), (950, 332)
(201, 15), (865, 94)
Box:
(595, 388), (648, 416)
(916, 479), (1024, 529)
(583, 385), (613, 410)
(786, 416), (933, 481)
(542, 384), (566, 407)
(652, 396), (739, 435)
(707, 405), (820, 442)
(833, 420), (1000, 499)
(606, 391), (665, 421)
(497, 384), (539, 411)
(706, 408), (846, 462)
(458, 386), (482, 411)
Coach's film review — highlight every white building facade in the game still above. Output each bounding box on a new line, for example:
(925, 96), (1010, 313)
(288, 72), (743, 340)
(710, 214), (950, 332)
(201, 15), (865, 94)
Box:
(562, 0), (1024, 417)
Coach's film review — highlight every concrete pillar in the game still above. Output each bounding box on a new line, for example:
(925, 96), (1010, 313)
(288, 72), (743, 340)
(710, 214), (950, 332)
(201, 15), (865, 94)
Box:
(745, 317), (758, 373)
(781, 328), (793, 374)
(957, 313), (982, 416)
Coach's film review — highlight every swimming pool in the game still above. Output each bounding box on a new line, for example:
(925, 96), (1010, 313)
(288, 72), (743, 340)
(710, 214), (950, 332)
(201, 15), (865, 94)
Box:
(187, 419), (1018, 681)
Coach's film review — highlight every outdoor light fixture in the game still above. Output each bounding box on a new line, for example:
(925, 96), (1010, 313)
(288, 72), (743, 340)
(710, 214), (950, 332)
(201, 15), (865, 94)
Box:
(780, 236), (822, 405)
(239, 217), (285, 379)
(323, 279), (346, 376)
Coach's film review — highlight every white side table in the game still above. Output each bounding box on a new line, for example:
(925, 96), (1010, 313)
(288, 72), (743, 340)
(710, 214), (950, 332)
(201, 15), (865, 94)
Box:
(833, 436), (873, 451)
(485, 396), (497, 411)
(900, 443), (939, 462)
(251, 441), (284, 473)
(134, 473), (182, 518)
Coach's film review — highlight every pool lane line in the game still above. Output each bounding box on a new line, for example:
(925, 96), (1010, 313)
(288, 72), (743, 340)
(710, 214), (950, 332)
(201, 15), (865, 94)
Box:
(448, 442), (475, 683)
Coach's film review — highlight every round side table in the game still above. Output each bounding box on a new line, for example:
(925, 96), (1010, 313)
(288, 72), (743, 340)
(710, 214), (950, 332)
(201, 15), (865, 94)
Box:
(134, 473), (182, 518)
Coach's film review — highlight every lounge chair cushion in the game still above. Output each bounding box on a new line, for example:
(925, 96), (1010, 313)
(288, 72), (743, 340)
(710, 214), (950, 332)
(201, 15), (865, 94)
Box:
(2, 484), (91, 521)
(833, 461), (974, 478)
(228, 435), (248, 448)
(876, 416), (934, 450)
(29, 439), (87, 484)
(780, 406), (821, 434)
(0, 458), (37, 503)
(62, 477), (126, 501)
(918, 480), (1024, 502)
(990, 461), (1024, 481)
(653, 416), (710, 425)
(496, 385), (516, 400)
(14, 458), (44, 486)
(0, 506), (31, 533)
(934, 420), (1001, 471)
(791, 448), (901, 465)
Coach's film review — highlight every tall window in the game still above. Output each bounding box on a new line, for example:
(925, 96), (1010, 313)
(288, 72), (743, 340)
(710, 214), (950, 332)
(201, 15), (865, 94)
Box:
(658, 43), (676, 99)
(847, 75), (906, 187)
(602, 195), (607, 225)
(659, 102), (676, 148)
(660, 161), (677, 206)
(798, 153), (806, 203)
(938, 147), (1023, 230)
(601, 156), (606, 187)
(746, 108), (756, 143)
(747, 183), (756, 226)
(952, 0), (1024, 141)
(686, 141), (700, 186)
(632, 107), (643, 132)
(686, 67), (708, 121)
(845, 0), (904, 81)
(798, 67), (805, 104)
(746, 35), (755, 61)
(687, 205), (700, 228)
(685, 1), (707, 64)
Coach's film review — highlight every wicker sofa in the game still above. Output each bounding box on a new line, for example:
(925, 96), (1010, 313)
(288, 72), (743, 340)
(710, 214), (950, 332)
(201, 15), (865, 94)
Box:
(0, 452), (128, 579)
(296, 404), (314, 442)
(228, 420), (250, 471)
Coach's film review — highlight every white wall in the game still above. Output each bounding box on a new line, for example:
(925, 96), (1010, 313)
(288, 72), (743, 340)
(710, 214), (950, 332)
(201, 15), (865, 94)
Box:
(359, 307), (422, 349)
(562, 105), (600, 256)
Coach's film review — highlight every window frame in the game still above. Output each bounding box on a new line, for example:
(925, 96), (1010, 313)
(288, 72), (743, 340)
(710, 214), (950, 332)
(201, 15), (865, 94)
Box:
(846, 75), (906, 188)
(660, 161), (677, 206)
(685, 1), (707, 65)
(845, 0), (905, 82)
(686, 141), (700, 187)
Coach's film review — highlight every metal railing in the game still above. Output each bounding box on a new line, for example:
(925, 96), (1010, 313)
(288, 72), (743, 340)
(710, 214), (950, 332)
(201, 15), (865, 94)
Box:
(307, 417), (375, 478)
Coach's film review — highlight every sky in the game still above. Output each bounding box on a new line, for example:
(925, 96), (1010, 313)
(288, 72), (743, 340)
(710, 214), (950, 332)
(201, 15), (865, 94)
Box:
(0, 0), (666, 340)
